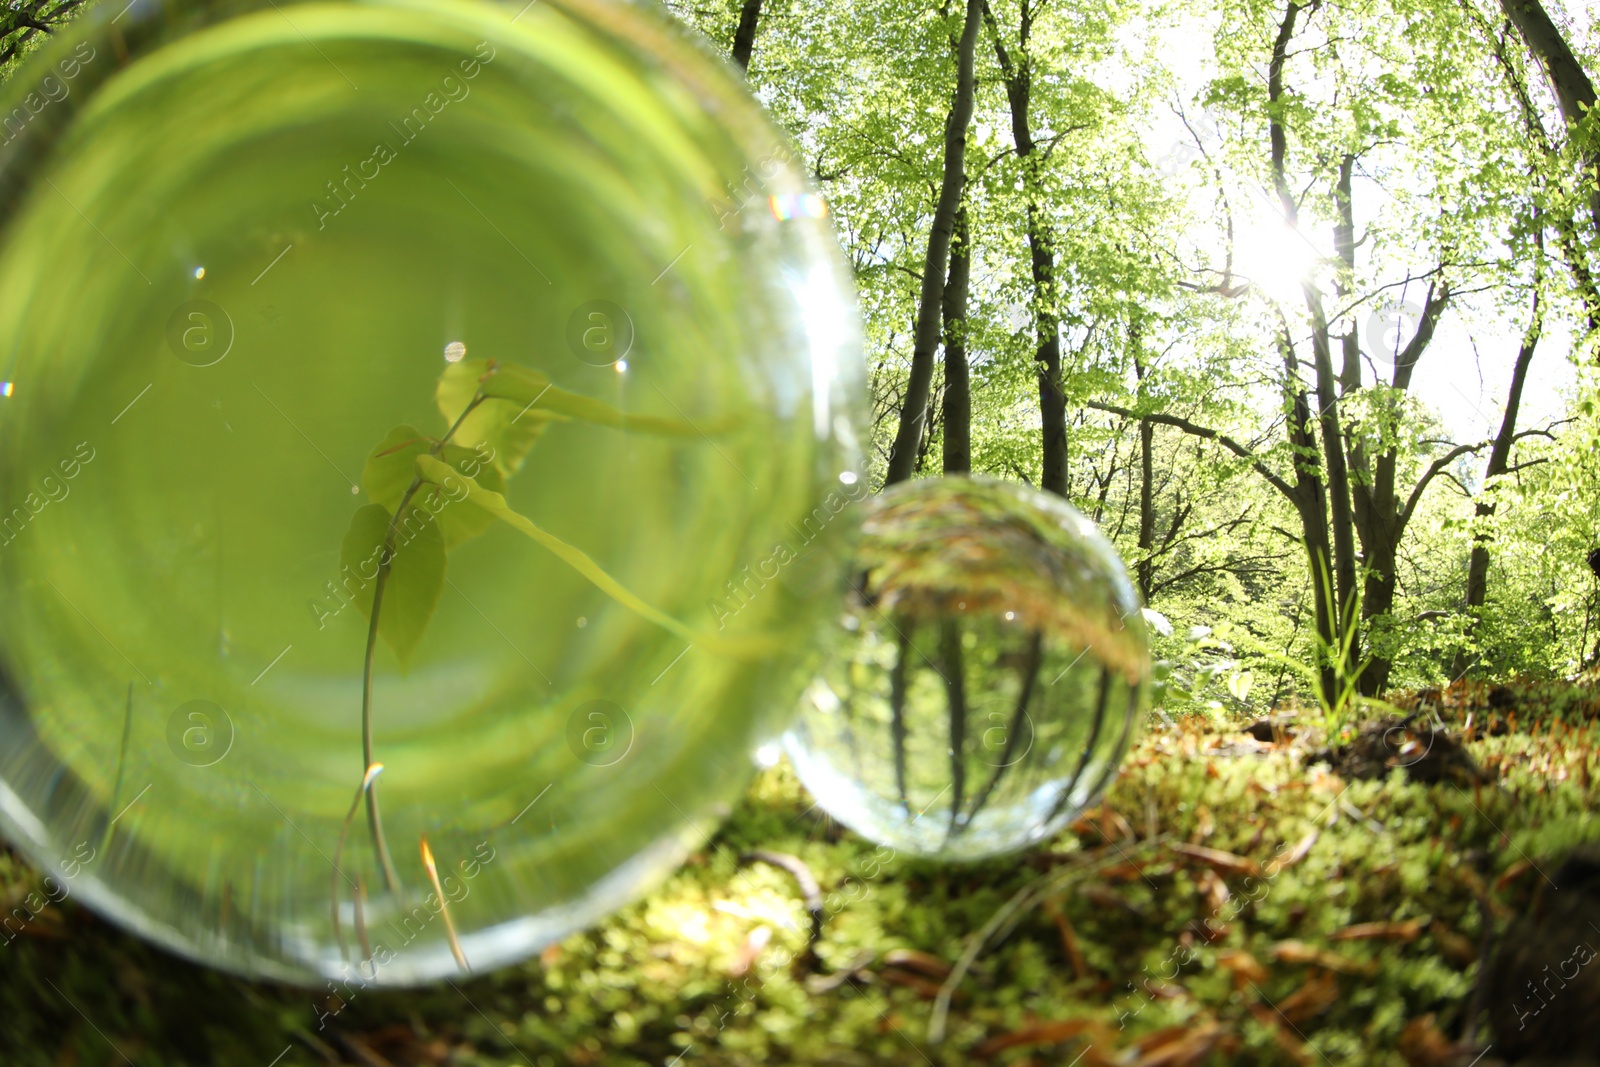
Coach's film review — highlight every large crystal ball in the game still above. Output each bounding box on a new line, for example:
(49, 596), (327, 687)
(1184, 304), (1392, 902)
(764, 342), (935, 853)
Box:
(0, 0), (862, 984)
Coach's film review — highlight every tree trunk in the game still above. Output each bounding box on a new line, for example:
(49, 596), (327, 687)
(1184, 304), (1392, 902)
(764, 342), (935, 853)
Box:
(1328, 141), (1455, 694)
(1500, 0), (1600, 328)
(1277, 331), (1340, 704)
(985, 0), (1067, 496)
(1302, 292), (1359, 655)
(1344, 292), (1459, 694)
(1453, 281), (1544, 677)
(1334, 155), (1392, 694)
(1500, 0), (1599, 217)
(1500, 0), (1599, 127)
(942, 205), (972, 475)
(883, 0), (984, 486)
(1032, 199), (1068, 498)
(730, 0), (763, 72)
(1133, 352), (1155, 602)
(1350, 278), (1449, 696)
(1269, 3), (1360, 689)
(1137, 418), (1155, 602)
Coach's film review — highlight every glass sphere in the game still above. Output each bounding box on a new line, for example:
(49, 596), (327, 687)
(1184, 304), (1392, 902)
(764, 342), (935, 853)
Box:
(784, 477), (1150, 861)
(0, 0), (863, 984)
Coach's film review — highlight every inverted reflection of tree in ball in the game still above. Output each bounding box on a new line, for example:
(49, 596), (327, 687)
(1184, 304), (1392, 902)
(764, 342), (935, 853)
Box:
(785, 477), (1151, 861)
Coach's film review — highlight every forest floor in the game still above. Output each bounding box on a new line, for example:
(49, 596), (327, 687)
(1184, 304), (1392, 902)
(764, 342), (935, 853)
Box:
(3, 674), (1599, 1067)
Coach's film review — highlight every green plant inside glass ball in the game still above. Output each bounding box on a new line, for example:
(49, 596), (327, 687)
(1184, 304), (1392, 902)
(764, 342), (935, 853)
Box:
(0, 0), (862, 985)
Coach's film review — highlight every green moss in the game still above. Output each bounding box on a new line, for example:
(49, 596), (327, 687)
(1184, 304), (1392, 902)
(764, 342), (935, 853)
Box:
(3, 678), (1597, 1065)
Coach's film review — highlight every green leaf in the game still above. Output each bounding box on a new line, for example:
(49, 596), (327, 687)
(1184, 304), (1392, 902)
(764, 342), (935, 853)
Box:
(339, 502), (446, 667)
(436, 359), (563, 477)
(361, 425), (507, 549)
(362, 425), (431, 511)
(515, 382), (733, 438)
(435, 358), (738, 479)
(413, 454), (778, 661)
(421, 444), (507, 549)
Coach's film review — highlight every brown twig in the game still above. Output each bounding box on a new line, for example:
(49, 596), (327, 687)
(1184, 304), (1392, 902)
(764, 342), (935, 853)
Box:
(1042, 897), (1087, 979)
(929, 837), (1169, 1042)
(740, 849), (825, 965)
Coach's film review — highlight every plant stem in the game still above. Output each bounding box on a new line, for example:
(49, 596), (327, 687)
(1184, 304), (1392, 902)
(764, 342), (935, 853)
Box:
(332, 762), (383, 958)
(358, 389), (490, 896)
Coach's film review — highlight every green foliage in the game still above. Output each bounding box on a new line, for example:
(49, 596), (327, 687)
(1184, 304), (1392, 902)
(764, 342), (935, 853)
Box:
(658, 0), (1600, 709)
(360, 425), (506, 549)
(343, 358), (742, 672)
(339, 501), (444, 667)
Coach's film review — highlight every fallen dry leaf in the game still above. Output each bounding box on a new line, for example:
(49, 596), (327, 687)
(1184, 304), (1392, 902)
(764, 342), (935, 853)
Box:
(1099, 808), (1136, 842)
(1328, 919), (1422, 943)
(1247, 1004), (1315, 1066)
(876, 966), (945, 998)
(1428, 919), (1477, 967)
(1264, 829), (1319, 875)
(1396, 1014), (1456, 1066)
(1043, 897), (1088, 979)
(1130, 1024), (1195, 1054)
(1131, 1019), (1223, 1067)
(974, 1017), (1109, 1059)
(727, 925), (772, 978)
(880, 948), (952, 979)
(1170, 842), (1261, 877)
(1270, 940), (1375, 975)
(1079, 882), (1145, 916)
(1100, 861), (1161, 883)
(1196, 868), (1230, 914)
(1272, 970), (1340, 1025)
(1455, 866), (1516, 921)
(1216, 948), (1268, 986)
(1494, 859), (1533, 892)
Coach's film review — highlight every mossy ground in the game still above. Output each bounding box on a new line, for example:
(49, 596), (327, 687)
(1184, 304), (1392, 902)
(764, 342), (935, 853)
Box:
(3, 675), (1598, 1067)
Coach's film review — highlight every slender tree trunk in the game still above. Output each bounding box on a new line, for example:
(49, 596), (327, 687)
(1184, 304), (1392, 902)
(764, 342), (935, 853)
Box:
(1032, 199), (1068, 497)
(884, 0), (984, 486)
(985, 0), (1067, 496)
(1133, 351), (1155, 602)
(1474, 1), (1600, 333)
(1499, 0), (1600, 339)
(942, 205), (972, 475)
(1302, 293), (1359, 654)
(1500, 0), (1599, 130)
(1351, 280), (1450, 695)
(939, 620), (968, 835)
(1268, 2), (1360, 691)
(1326, 147), (1455, 694)
(730, 0), (763, 72)
(1334, 156), (1390, 693)
(1499, 0), (1600, 231)
(1137, 418), (1155, 602)
(1278, 331), (1339, 703)
(1453, 281), (1544, 677)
